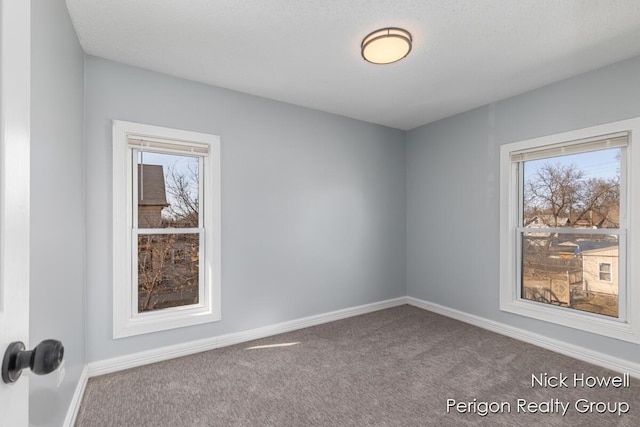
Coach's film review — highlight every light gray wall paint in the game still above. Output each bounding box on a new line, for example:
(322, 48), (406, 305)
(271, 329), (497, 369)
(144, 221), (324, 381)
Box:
(30, 0), (85, 425)
(407, 55), (640, 364)
(84, 56), (406, 362)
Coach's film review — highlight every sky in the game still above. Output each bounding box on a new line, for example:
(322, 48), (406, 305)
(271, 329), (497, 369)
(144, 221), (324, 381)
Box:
(523, 147), (620, 182)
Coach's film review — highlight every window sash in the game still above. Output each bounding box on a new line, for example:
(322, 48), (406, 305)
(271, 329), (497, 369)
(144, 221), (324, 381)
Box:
(599, 263), (613, 282)
(131, 145), (205, 314)
(515, 143), (627, 231)
(515, 229), (626, 320)
(514, 139), (627, 322)
(131, 229), (205, 316)
(499, 116), (640, 344)
(132, 149), (204, 229)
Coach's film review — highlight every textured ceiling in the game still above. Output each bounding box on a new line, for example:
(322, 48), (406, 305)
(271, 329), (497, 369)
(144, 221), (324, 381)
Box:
(66, 0), (640, 130)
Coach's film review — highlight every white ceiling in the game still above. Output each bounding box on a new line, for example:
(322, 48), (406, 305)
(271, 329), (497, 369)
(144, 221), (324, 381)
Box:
(66, 0), (640, 131)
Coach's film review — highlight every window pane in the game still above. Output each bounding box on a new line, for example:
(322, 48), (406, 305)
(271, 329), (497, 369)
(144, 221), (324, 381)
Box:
(521, 232), (618, 317)
(138, 233), (200, 312)
(599, 263), (612, 281)
(523, 148), (620, 229)
(137, 151), (199, 228)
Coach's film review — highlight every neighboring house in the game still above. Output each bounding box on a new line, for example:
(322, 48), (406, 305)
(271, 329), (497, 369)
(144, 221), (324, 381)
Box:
(548, 239), (619, 295)
(138, 164), (169, 228)
(523, 215), (571, 240)
(522, 237), (618, 309)
(568, 206), (620, 229)
(525, 212), (619, 230)
(579, 242), (619, 295)
(523, 212), (620, 297)
(524, 214), (570, 228)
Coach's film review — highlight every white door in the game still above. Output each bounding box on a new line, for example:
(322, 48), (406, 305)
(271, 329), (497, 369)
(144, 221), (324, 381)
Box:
(0, 0), (31, 425)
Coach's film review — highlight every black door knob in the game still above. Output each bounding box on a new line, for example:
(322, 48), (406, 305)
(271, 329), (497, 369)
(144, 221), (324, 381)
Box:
(2, 339), (64, 384)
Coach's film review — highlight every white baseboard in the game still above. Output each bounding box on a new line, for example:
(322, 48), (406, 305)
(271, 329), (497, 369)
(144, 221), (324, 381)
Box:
(87, 297), (407, 377)
(63, 365), (89, 427)
(407, 296), (640, 378)
(87, 294), (640, 381)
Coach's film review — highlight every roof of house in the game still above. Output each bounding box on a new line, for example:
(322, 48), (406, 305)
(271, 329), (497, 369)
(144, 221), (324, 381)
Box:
(525, 213), (619, 229)
(576, 240), (619, 254)
(555, 239), (618, 254)
(138, 164), (169, 207)
(524, 215), (570, 228)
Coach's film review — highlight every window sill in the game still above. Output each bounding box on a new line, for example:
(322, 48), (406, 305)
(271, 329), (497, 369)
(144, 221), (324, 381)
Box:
(114, 303), (220, 339)
(500, 298), (640, 344)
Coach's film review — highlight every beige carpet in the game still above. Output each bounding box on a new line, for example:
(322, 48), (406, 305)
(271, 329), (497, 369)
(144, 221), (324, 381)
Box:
(76, 305), (640, 426)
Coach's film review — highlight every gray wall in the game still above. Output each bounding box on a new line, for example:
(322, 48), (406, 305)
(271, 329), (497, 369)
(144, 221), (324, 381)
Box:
(84, 57), (407, 362)
(407, 55), (640, 365)
(30, 0), (86, 425)
(26, 3), (640, 419)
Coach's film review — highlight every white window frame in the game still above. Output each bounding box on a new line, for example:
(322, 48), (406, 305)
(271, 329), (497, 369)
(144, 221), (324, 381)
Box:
(599, 262), (613, 282)
(500, 117), (640, 343)
(113, 120), (221, 338)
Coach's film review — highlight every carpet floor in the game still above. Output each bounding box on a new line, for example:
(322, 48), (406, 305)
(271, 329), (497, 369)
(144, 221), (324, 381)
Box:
(76, 305), (640, 426)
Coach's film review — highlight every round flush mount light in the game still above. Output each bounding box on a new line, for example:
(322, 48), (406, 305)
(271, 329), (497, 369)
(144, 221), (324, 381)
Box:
(361, 27), (412, 64)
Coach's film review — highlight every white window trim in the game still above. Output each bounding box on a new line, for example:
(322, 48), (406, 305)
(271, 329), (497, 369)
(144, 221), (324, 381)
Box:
(113, 120), (221, 338)
(599, 262), (613, 283)
(499, 117), (640, 343)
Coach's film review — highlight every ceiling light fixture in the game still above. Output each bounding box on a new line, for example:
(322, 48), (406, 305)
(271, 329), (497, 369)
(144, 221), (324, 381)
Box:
(361, 27), (412, 64)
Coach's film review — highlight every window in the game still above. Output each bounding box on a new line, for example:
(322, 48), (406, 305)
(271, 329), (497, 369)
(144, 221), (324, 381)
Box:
(500, 117), (640, 343)
(599, 263), (612, 282)
(113, 120), (221, 338)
